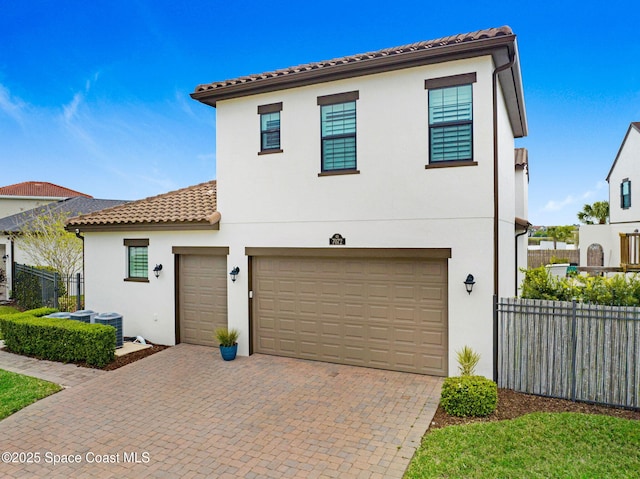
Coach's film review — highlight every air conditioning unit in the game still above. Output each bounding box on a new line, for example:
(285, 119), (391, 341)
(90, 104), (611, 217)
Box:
(45, 312), (71, 319)
(70, 309), (96, 323)
(94, 312), (124, 348)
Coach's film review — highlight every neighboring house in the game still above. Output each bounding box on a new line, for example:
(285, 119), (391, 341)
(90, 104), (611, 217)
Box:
(0, 197), (127, 300)
(70, 26), (528, 378)
(0, 181), (91, 219)
(580, 122), (640, 270)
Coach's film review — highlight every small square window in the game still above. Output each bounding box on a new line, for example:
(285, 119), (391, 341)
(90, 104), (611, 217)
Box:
(124, 239), (149, 281)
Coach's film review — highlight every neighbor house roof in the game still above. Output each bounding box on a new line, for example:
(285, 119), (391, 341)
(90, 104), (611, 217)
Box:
(66, 180), (219, 232)
(0, 197), (127, 234)
(606, 122), (640, 182)
(191, 26), (527, 137)
(0, 181), (92, 199)
(514, 148), (528, 169)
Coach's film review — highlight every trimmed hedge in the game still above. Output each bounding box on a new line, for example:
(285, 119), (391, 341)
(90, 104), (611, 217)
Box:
(521, 266), (640, 305)
(0, 313), (115, 368)
(441, 375), (498, 417)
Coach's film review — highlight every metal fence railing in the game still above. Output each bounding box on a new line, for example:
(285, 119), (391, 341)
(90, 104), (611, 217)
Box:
(14, 264), (84, 311)
(497, 297), (640, 410)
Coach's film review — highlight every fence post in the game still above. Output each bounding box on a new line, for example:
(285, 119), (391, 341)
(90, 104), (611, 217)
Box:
(76, 272), (82, 311)
(493, 294), (499, 383)
(53, 272), (59, 310)
(570, 299), (578, 402)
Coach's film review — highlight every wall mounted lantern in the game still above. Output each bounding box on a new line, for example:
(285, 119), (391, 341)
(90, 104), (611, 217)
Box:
(1, 254), (7, 264)
(464, 274), (475, 295)
(229, 266), (240, 282)
(153, 264), (163, 278)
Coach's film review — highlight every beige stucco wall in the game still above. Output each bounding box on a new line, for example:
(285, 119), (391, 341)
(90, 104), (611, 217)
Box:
(82, 54), (524, 378)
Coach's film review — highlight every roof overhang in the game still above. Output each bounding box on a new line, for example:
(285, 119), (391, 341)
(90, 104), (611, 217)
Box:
(191, 33), (527, 138)
(606, 122), (640, 182)
(67, 221), (220, 233)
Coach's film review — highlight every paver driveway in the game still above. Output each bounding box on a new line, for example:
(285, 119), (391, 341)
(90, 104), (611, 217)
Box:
(0, 344), (442, 479)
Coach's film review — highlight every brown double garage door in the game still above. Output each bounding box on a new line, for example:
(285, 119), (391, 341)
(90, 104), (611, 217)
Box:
(252, 252), (449, 376)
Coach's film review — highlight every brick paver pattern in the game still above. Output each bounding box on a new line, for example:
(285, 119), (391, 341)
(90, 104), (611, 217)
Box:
(0, 344), (442, 478)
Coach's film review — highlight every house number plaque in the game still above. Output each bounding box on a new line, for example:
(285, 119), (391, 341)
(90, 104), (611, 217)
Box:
(329, 234), (346, 246)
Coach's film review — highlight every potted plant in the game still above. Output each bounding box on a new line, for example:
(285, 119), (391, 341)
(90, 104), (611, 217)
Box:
(214, 327), (240, 361)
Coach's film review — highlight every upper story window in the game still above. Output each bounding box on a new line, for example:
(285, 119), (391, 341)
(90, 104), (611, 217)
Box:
(124, 238), (149, 282)
(425, 73), (476, 165)
(621, 179), (631, 209)
(258, 102), (283, 154)
(318, 91), (359, 174)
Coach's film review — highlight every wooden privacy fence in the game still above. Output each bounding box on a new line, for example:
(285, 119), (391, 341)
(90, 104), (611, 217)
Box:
(527, 249), (580, 268)
(497, 297), (640, 409)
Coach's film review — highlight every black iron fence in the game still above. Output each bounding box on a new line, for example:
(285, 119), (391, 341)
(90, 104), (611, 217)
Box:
(497, 296), (640, 410)
(14, 264), (84, 311)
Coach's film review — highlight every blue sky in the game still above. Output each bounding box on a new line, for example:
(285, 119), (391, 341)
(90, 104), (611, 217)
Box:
(1, 1), (638, 226)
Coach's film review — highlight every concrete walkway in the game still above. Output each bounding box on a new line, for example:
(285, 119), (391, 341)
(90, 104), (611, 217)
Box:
(0, 342), (107, 387)
(0, 344), (442, 479)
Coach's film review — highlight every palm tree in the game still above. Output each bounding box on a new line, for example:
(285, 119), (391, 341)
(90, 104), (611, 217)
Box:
(577, 201), (609, 225)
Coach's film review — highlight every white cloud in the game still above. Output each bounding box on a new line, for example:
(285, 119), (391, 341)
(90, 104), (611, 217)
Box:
(0, 83), (27, 124)
(62, 92), (83, 123)
(543, 181), (608, 213)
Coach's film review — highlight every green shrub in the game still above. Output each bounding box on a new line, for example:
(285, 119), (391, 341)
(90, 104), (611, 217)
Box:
(520, 266), (640, 306)
(0, 314), (115, 368)
(440, 375), (498, 417)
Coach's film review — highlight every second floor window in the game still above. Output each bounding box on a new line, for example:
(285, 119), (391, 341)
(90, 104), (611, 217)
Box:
(318, 91), (359, 172)
(428, 84), (473, 162)
(621, 179), (631, 209)
(258, 102), (282, 153)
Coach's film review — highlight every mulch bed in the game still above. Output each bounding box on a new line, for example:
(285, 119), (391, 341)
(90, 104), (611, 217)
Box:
(430, 388), (640, 431)
(100, 343), (170, 371)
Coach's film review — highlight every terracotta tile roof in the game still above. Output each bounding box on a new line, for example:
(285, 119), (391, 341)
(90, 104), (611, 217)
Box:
(0, 181), (92, 198)
(66, 180), (219, 231)
(193, 26), (513, 97)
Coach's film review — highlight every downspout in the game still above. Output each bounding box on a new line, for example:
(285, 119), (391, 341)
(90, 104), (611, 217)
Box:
(75, 229), (85, 295)
(515, 224), (530, 293)
(492, 50), (515, 382)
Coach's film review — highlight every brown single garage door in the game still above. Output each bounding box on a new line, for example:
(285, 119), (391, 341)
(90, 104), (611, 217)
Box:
(252, 253), (448, 376)
(178, 254), (227, 347)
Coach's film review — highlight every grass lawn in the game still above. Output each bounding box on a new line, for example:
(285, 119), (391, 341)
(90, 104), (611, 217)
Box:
(405, 412), (640, 479)
(0, 369), (62, 420)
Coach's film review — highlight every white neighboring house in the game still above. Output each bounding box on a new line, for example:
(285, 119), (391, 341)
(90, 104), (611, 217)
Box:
(580, 122), (640, 270)
(0, 197), (127, 301)
(69, 26), (529, 378)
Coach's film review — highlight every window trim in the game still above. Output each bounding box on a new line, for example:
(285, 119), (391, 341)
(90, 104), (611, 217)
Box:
(318, 91), (359, 174)
(124, 238), (149, 282)
(425, 73), (476, 166)
(621, 178), (632, 210)
(258, 102), (283, 154)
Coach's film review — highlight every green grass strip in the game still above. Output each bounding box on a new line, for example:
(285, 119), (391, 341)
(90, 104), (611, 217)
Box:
(405, 412), (640, 479)
(0, 369), (62, 420)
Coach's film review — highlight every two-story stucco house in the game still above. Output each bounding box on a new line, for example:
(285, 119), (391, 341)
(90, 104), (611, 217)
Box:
(69, 26), (528, 378)
(580, 122), (640, 270)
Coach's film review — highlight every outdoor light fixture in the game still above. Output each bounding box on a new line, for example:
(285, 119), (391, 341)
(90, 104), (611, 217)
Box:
(153, 264), (163, 278)
(229, 266), (240, 282)
(464, 274), (475, 295)
(1, 254), (7, 264)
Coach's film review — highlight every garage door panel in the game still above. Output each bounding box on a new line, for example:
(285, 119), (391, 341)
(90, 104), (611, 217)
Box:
(252, 255), (448, 376)
(179, 255), (228, 347)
